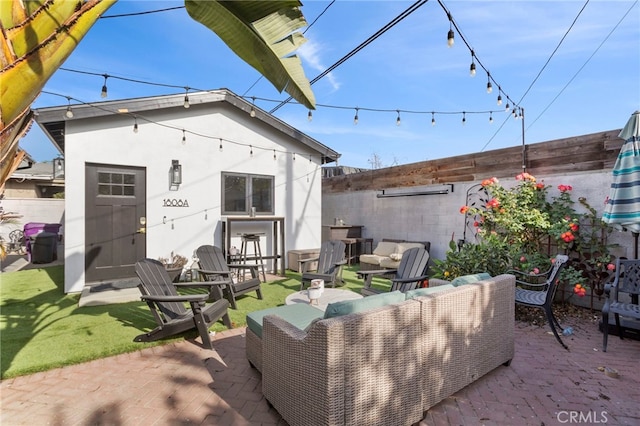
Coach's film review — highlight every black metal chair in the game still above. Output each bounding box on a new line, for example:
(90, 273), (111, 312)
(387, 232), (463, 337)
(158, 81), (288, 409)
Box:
(134, 258), (231, 349)
(602, 258), (640, 352)
(359, 247), (430, 296)
(510, 254), (570, 349)
(194, 245), (263, 309)
(300, 240), (347, 290)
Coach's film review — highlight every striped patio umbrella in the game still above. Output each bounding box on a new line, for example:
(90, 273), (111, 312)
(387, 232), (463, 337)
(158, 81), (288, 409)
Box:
(603, 111), (640, 257)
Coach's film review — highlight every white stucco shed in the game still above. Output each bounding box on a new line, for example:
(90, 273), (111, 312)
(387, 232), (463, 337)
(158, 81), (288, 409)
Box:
(34, 90), (340, 293)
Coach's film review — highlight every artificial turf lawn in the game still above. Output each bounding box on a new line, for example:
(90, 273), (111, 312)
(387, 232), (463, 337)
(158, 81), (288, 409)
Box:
(1, 264), (386, 379)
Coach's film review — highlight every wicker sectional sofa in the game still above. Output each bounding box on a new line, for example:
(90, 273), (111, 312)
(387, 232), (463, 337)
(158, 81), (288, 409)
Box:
(251, 274), (515, 426)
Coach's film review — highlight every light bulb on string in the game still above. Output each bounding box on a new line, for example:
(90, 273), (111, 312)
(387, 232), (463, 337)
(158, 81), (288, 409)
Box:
(183, 88), (190, 108)
(133, 116), (138, 133)
(447, 13), (454, 47)
(181, 129), (186, 145)
(462, 112), (466, 126)
(505, 102), (510, 112)
(489, 112), (493, 124)
(171, 220), (174, 230)
(219, 138), (223, 152)
(250, 145), (253, 157)
(250, 97), (256, 117)
(293, 152), (296, 161)
(497, 93), (503, 106)
(273, 149), (276, 160)
(101, 74), (108, 98)
(65, 97), (74, 119)
(431, 112), (436, 126)
(486, 74), (492, 94)
(354, 108), (359, 125)
(396, 110), (401, 126)
(512, 108), (517, 119)
(307, 110), (313, 122)
(205, 210), (208, 220)
(469, 51), (476, 77)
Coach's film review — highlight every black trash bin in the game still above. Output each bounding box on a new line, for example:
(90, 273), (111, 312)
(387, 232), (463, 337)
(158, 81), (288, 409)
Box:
(30, 232), (58, 264)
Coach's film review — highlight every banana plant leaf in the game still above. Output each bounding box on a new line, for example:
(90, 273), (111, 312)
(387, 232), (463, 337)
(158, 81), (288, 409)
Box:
(185, 0), (315, 110)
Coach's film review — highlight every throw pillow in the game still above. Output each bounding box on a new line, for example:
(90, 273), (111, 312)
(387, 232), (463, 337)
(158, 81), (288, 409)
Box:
(450, 272), (492, 287)
(323, 290), (405, 319)
(389, 253), (403, 261)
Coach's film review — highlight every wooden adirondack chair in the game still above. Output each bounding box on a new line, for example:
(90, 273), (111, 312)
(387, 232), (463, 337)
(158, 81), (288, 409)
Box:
(360, 247), (430, 296)
(134, 258), (231, 350)
(194, 245), (263, 310)
(300, 240), (347, 290)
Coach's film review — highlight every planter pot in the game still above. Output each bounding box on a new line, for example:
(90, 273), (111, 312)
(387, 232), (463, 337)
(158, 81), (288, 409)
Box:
(165, 267), (183, 283)
(307, 287), (323, 304)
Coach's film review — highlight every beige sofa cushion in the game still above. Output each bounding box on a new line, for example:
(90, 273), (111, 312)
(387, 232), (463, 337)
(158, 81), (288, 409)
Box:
(359, 254), (386, 266)
(379, 257), (401, 269)
(372, 241), (397, 257)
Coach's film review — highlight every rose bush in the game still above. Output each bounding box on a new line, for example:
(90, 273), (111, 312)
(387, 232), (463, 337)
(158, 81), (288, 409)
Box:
(431, 173), (617, 299)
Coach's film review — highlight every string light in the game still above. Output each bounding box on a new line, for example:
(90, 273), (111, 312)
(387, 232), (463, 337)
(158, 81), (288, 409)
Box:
(273, 149), (277, 160)
(505, 102), (510, 112)
(204, 210), (208, 220)
(307, 110), (313, 121)
(181, 129), (186, 144)
(354, 108), (359, 125)
(183, 88), (190, 108)
(396, 110), (401, 126)
(293, 152), (296, 161)
(489, 112), (493, 124)
(447, 12), (454, 47)
(65, 97), (74, 119)
(469, 50), (476, 77)
(462, 111), (466, 125)
(133, 116), (138, 133)
(219, 138), (223, 151)
(431, 112), (436, 126)
(250, 145), (253, 156)
(486, 73), (492, 94)
(55, 65), (522, 136)
(101, 74), (108, 98)
(250, 96), (256, 117)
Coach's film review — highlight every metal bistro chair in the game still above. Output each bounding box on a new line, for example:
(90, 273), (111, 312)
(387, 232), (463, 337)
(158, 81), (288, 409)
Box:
(510, 254), (570, 350)
(602, 258), (640, 352)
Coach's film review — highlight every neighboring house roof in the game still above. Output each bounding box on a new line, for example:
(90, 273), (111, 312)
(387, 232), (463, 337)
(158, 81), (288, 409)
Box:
(10, 160), (64, 181)
(33, 89), (340, 164)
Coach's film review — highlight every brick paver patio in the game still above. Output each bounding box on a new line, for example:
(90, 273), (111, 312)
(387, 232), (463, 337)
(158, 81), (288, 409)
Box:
(1, 318), (639, 425)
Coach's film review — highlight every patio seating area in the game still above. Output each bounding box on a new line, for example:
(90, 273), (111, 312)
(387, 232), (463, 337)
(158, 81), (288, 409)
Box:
(2, 312), (638, 425)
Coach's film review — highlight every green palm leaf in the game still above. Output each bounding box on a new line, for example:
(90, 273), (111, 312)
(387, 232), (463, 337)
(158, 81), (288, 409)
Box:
(185, 0), (315, 109)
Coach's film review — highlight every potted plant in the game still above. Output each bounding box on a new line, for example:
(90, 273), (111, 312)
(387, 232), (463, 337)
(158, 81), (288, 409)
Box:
(158, 252), (188, 283)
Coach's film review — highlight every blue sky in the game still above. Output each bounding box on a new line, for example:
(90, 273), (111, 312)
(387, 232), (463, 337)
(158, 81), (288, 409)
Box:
(21, 0), (640, 169)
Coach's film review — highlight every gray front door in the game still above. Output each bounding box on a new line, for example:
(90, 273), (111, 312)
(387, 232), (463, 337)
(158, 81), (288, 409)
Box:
(85, 163), (146, 282)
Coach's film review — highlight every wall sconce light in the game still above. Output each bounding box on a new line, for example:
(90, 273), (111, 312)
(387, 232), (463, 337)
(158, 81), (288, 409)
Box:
(170, 160), (182, 188)
(53, 157), (64, 179)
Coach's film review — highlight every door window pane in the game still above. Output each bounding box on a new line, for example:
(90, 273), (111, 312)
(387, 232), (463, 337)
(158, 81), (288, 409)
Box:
(97, 172), (135, 197)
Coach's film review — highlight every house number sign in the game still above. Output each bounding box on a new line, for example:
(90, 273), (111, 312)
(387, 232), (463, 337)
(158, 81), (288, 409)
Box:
(163, 199), (189, 207)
